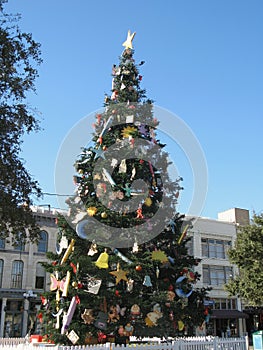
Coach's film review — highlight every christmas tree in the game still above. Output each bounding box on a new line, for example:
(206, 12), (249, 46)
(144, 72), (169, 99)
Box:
(41, 31), (210, 345)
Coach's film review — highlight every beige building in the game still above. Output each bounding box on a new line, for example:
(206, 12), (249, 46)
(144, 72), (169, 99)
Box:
(0, 206), (59, 337)
(0, 206), (255, 338)
(188, 207), (250, 337)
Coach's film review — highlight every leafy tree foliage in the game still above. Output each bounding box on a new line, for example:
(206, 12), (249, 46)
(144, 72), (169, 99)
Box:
(225, 213), (263, 306)
(0, 0), (42, 243)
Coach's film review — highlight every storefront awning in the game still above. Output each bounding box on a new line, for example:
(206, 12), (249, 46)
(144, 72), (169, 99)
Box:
(211, 310), (249, 319)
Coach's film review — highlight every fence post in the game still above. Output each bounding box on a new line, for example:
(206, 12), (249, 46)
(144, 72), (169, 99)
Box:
(213, 336), (218, 350)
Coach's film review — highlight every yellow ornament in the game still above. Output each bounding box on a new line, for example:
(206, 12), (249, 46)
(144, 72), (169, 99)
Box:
(95, 250), (109, 269)
(72, 281), (78, 288)
(122, 30), (136, 50)
(178, 320), (185, 331)
(87, 206), (97, 216)
(101, 211), (108, 219)
(144, 197), (152, 207)
(110, 263), (128, 284)
(121, 126), (137, 138)
(151, 250), (168, 263)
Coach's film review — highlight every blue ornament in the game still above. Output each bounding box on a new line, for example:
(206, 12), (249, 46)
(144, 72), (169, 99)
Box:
(175, 276), (193, 298)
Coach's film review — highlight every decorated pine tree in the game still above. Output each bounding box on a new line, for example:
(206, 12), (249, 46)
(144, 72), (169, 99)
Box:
(41, 31), (210, 345)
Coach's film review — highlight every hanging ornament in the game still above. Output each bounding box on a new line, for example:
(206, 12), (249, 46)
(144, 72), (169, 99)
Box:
(61, 296), (79, 334)
(111, 158), (118, 168)
(92, 147), (106, 160)
(183, 267), (196, 282)
(88, 242), (98, 256)
(135, 265), (142, 271)
(97, 331), (107, 343)
(101, 211), (108, 219)
(121, 125), (137, 138)
(126, 278), (134, 292)
(151, 250), (168, 263)
(130, 167), (136, 180)
(70, 262), (78, 274)
(50, 274), (65, 293)
(175, 276), (193, 298)
(132, 241), (139, 253)
(144, 197), (152, 207)
(113, 248), (133, 264)
(145, 305), (162, 327)
(119, 159), (127, 173)
(136, 204), (144, 219)
(110, 263), (128, 284)
(67, 330), (79, 345)
(156, 266), (160, 278)
(87, 206), (97, 217)
(125, 323), (134, 336)
(83, 276), (102, 294)
(118, 325), (125, 336)
(81, 309), (95, 324)
(94, 312), (108, 330)
(126, 115), (134, 123)
(62, 271), (71, 297)
(130, 304), (141, 318)
(95, 250), (109, 269)
(55, 234), (69, 255)
(169, 310), (174, 321)
(60, 239), (75, 264)
(108, 305), (120, 323)
(102, 168), (116, 186)
(143, 275), (152, 287)
(178, 320), (185, 331)
(123, 184), (131, 197)
(138, 123), (147, 136)
(178, 224), (189, 244)
(111, 90), (118, 100)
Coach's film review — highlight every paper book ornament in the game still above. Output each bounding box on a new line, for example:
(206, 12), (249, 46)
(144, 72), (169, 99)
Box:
(67, 330), (79, 344)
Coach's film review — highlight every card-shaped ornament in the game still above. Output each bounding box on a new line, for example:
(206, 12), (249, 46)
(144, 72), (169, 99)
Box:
(67, 330), (79, 344)
(83, 276), (102, 294)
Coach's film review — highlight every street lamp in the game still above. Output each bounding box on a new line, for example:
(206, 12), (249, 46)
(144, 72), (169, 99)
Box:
(23, 290), (37, 299)
(22, 290), (37, 336)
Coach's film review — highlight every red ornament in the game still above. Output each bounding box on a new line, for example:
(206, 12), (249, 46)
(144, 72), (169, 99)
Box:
(168, 284), (174, 291)
(70, 262), (77, 274)
(135, 265), (142, 271)
(139, 159), (144, 164)
(115, 290), (120, 297)
(97, 114), (102, 124)
(136, 206), (144, 219)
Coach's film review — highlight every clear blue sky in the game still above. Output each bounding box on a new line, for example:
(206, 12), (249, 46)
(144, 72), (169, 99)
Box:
(5, 0), (263, 219)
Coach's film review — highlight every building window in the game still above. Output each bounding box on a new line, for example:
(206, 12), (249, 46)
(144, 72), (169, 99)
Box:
(203, 264), (233, 286)
(0, 259), (3, 287)
(14, 233), (25, 251)
(35, 262), (46, 289)
(11, 260), (23, 288)
(0, 238), (5, 249)
(201, 238), (231, 259)
(186, 236), (193, 255)
(213, 298), (237, 310)
(38, 231), (48, 253)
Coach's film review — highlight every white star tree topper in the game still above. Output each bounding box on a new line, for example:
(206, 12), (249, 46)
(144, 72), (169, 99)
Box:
(122, 30), (136, 50)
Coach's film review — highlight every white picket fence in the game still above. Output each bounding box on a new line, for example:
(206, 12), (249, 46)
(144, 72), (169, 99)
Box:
(0, 336), (248, 350)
